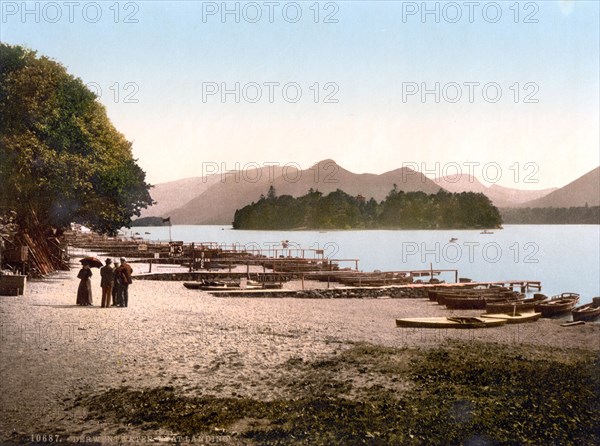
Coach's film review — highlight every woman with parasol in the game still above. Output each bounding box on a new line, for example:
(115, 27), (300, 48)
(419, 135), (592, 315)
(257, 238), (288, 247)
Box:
(76, 257), (102, 306)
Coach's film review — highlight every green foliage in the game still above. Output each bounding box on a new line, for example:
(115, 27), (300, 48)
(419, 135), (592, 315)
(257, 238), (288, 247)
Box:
(501, 206), (600, 224)
(131, 216), (170, 227)
(233, 187), (502, 230)
(82, 342), (600, 445)
(0, 44), (153, 235)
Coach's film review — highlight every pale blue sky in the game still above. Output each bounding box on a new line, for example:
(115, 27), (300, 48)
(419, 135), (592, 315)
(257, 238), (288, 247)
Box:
(1, 0), (598, 188)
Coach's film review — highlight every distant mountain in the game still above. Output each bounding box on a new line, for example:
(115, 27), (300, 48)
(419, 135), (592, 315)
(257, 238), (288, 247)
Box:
(169, 160), (444, 225)
(487, 184), (558, 207)
(434, 174), (489, 194)
(144, 162), (599, 225)
(168, 164), (292, 225)
(138, 175), (221, 218)
(434, 175), (557, 208)
(522, 167), (600, 208)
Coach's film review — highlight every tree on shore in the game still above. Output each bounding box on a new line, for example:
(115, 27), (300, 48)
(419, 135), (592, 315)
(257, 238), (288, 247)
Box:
(0, 44), (153, 236)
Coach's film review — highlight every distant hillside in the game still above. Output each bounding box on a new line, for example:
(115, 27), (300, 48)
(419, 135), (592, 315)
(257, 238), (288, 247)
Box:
(523, 167), (600, 208)
(169, 160), (444, 225)
(143, 161), (599, 225)
(139, 175), (221, 218)
(168, 164), (294, 225)
(501, 206), (600, 224)
(487, 184), (558, 207)
(434, 175), (557, 208)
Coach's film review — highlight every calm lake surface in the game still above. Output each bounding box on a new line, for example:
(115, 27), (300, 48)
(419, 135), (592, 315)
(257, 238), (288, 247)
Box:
(130, 225), (600, 304)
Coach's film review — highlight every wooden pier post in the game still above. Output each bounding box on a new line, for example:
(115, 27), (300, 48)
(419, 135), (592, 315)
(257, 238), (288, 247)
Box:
(190, 243), (195, 272)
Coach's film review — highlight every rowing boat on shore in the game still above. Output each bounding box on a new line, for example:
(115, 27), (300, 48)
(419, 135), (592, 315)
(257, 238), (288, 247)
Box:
(395, 317), (507, 329)
(444, 295), (519, 310)
(485, 294), (548, 314)
(430, 288), (520, 306)
(572, 299), (600, 322)
(480, 312), (542, 324)
(536, 293), (580, 317)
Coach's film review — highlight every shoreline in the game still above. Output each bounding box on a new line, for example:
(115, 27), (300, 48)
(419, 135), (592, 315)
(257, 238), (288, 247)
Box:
(1, 265), (599, 444)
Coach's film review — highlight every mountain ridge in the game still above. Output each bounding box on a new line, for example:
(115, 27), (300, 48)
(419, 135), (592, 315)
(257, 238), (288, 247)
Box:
(138, 161), (600, 224)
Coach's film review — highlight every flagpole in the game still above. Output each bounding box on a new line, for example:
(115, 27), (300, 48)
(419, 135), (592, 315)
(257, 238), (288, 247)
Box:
(163, 217), (172, 242)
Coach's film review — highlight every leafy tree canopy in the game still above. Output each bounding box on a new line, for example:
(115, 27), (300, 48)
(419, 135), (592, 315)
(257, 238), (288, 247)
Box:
(0, 44), (153, 235)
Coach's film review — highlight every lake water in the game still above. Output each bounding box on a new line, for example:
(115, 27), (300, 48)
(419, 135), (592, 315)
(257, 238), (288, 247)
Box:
(128, 225), (600, 304)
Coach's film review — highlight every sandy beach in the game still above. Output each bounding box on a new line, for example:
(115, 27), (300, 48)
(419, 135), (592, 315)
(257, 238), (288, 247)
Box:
(1, 261), (599, 445)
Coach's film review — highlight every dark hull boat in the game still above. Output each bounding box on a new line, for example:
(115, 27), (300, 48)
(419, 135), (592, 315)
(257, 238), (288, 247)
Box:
(485, 294), (548, 314)
(536, 293), (580, 318)
(183, 281), (283, 291)
(572, 298), (600, 322)
(445, 295), (519, 310)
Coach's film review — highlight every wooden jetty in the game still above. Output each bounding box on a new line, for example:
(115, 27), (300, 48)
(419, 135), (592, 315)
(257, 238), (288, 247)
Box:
(63, 229), (543, 297)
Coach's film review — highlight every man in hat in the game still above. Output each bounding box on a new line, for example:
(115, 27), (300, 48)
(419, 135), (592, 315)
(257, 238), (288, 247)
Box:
(111, 261), (121, 306)
(118, 257), (134, 307)
(100, 259), (115, 308)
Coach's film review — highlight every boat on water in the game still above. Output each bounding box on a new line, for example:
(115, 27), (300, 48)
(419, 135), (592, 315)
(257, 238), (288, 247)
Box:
(396, 317), (506, 329)
(572, 298), (600, 322)
(480, 230), (494, 234)
(183, 280), (283, 291)
(485, 294), (548, 314)
(536, 292), (580, 317)
(480, 312), (542, 324)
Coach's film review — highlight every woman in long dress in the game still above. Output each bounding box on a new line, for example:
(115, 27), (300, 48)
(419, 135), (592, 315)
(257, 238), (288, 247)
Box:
(76, 264), (93, 306)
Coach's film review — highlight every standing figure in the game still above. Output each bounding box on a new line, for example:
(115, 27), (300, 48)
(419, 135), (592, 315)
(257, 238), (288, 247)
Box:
(118, 257), (134, 307)
(100, 258), (114, 308)
(76, 264), (93, 306)
(112, 261), (121, 306)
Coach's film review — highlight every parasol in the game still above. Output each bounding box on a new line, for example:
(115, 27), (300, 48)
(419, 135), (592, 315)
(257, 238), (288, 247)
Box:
(80, 257), (103, 268)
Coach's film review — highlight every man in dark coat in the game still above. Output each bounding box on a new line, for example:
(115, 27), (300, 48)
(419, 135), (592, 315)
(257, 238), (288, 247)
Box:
(112, 261), (121, 306)
(118, 257), (134, 307)
(100, 258), (114, 308)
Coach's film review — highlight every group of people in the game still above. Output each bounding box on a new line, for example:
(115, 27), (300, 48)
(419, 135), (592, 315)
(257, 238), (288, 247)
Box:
(76, 257), (133, 307)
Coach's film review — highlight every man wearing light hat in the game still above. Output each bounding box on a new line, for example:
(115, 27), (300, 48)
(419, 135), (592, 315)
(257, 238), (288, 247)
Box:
(100, 259), (114, 308)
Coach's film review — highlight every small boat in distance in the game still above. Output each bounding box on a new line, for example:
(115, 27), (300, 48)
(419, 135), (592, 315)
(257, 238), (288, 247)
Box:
(572, 298), (600, 322)
(449, 237), (458, 243)
(480, 230), (493, 234)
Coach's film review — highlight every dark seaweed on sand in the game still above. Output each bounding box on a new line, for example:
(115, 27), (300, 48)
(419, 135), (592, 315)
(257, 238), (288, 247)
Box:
(83, 341), (600, 445)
